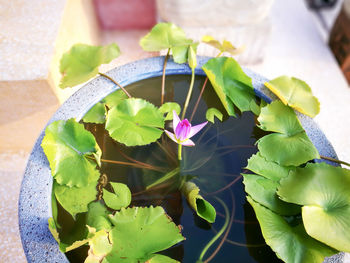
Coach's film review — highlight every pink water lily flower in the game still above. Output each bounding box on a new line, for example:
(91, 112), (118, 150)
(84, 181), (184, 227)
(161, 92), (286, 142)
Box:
(165, 110), (207, 147)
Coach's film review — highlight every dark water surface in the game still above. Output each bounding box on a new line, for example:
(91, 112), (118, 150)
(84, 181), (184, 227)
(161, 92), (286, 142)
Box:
(62, 75), (282, 263)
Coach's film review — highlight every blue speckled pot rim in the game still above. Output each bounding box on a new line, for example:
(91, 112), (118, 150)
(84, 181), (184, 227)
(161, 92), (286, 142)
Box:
(18, 56), (342, 263)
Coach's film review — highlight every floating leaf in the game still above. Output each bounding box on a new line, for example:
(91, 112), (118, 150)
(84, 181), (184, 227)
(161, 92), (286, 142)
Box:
(42, 119), (101, 187)
(202, 57), (259, 117)
(247, 197), (337, 263)
(181, 181), (216, 223)
(85, 227), (113, 263)
(105, 206), (184, 262)
(257, 101), (319, 166)
(48, 215), (89, 253)
(205, 107), (223, 123)
(243, 174), (300, 216)
(265, 76), (320, 118)
(60, 43), (120, 89)
(54, 180), (98, 218)
(143, 254), (179, 263)
(202, 35), (244, 55)
(83, 102), (107, 124)
(246, 152), (294, 182)
(278, 163), (350, 252)
(102, 89), (128, 109)
(106, 98), (164, 146)
(87, 201), (112, 231)
(159, 102), (181, 121)
(103, 182), (131, 210)
(140, 22), (198, 64)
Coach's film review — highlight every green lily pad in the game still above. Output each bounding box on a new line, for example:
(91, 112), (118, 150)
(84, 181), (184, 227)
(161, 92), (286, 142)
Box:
(83, 102), (107, 124)
(265, 76), (320, 118)
(202, 35), (243, 55)
(105, 98), (164, 146)
(206, 107), (223, 123)
(243, 174), (300, 215)
(103, 89), (128, 109)
(60, 43), (120, 89)
(158, 102), (181, 121)
(87, 201), (112, 231)
(143, 254), (179, 263)
(103, 182), (131, 210)
(246, 152), (294, 182)
(257, 101), (319, 166)
(85, 227), (113, 263)
(181, 181), (216, 223)
(140, 22), (197, 64)
(278, 162), (350, 252)
(41, 119), (101, 187)
(247, 197), (337, 263)
(202, 57), (259, 117)
(105, 206), (184, 262)
(54, 180), (98, 219)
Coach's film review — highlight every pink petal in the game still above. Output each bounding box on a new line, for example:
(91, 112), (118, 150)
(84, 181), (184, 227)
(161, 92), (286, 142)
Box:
(181, 139), (195, 147)
(189, 121), (208, 138)
(172, 110), (180, 132)
(175, 119), (191, 141)
(165, 130), (178, 144)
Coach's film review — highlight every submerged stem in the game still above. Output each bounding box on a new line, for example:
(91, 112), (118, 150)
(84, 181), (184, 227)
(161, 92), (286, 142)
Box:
(181, 69), (195, 120)
(320, 155), (350, 167)
(99, 72), (131, 98)
(198, 197), (230, 262)
(161, 49), (170, 105)
(190, 77), (208, 122)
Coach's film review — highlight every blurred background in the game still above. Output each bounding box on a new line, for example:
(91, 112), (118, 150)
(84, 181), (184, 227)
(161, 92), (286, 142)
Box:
(1, 0), (350, 261)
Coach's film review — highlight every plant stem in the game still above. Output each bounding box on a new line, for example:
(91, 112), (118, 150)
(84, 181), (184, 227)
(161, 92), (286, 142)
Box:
(190, 77), (208, 122)
(181, 69), (195, 120)
(156, 141), (178, 164)
(320, 155), (350, 167)
(198, 197), (230, 262)
(99, 72), (131, 98)
(178, 144), (182, 160)
(161, 49), (170, 105)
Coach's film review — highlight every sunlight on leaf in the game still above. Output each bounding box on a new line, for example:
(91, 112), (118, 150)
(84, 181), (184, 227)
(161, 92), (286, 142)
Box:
(105, 206), (184, 262)
(159, 102), (181, 121)
(278, 162), (350, 252)
(202, 57), (259, 117)
(247, 197), (337, 263)
(85, 227), (112, 263)
(181, 181), (216, 223)
(265, 76), (320, 118)
(243, 174), (300, 216)
(106, 98), (165, 146)
(140, 22), (198, 64)
(202, 35), (244, 55)
(60, 43), (120, 89)
(246, 152), (295, 182)
(83, 102), (107, 124)
(206, 108), (223, 123)
(103, 182), (131, 210)
(42, 119), (101, 187)
(54, 180), (98, 219)
(257, 101), (319, 166)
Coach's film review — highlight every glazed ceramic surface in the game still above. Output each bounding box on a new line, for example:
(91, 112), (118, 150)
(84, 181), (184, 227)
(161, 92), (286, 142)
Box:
(18, 56), (345, 262)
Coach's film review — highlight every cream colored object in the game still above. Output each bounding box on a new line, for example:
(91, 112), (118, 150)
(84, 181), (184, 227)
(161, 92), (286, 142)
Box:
(0, 0), (99, 151)
(156, 0), (274, 27)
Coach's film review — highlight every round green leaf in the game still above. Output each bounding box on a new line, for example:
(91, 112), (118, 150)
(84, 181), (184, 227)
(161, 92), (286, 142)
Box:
(205, 107), (223, 124)
(105, 98), (164, 146)
(103, 182), (131, 210)
(243, 174), (300, 216)
(85, 228), (113, 263)
(41, 119), (101, 187)
(202, 35), (243, 55)
(246, 152), (294, 182)
(265, 76), (320, 118)
(54, 180), (98, 218)
(87, 201), (112, 231)
(158, 102), (181, 121)
(202, 57), (259, 116)
(278, 163), (350, 252)
(247, 196), (337, 263)
(102, 89), (128, 109)
(143, 254), (179, 263)
(106, 206), (185, 261)
(83, 102), (107, 124)
(181, 181), (216, 223)
(257, 101), (319, 166)
(60, 43), (120, 89)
